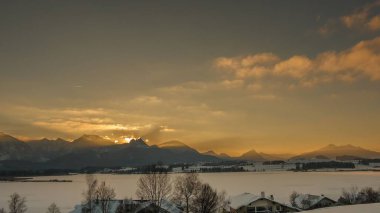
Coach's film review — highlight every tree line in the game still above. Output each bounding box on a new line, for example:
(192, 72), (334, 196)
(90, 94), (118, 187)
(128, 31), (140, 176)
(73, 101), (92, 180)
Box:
(0, 193), (60, 213)
(1, 170), (226, 213)
(83, 170), (226, 213)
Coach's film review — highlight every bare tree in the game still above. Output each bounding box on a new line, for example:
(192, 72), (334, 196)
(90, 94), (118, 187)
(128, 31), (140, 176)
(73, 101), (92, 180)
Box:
(359, 187), (380, 203)
(217, 190), (228, 213)
(83, 174), (98, 213)
(172, 173), (201, 213)
(8, 193), (27, 213)
(191, 183), (225, 213)
(96, 181), (116, 213)
(339, 186), (359, 204)
(46, 203), (61, 213)
(136, 171), (171, 211)
(289, 191), (299, 207)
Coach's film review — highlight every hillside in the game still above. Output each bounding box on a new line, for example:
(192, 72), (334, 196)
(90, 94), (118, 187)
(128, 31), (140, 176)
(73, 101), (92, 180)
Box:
(0, 133), (219, 170)
(292, 144), (380, 160)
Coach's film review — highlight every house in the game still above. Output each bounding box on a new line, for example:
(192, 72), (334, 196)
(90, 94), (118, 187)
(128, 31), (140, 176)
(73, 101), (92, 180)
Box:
(70, 200), (122, 213)
(294, 194), (336, 210)
(369, 162), (380, 168)
(70, 199), (182, 213)
(226, 192), (299, 213)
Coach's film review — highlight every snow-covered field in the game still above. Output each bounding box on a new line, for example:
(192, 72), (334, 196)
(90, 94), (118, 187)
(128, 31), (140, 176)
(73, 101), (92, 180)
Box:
(0, 171), (380, 213)
(304, 203), (380, 213)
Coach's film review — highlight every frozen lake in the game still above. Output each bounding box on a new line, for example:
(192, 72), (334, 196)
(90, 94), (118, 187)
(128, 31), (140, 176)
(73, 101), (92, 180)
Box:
(1, 171), (380, 213)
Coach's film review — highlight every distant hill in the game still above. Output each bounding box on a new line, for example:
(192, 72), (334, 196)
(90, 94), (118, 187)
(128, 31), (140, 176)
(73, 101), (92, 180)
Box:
(336, 155), (367, 161)
(239, 149), (266, 161)
(258, 152), (294, 161)
(0, 133), (219, 170)
(203, 150), (232, 160)
(71, 134), (115, 148)
(2, 132), (380, 170)
(158, 140), (196, 153)
(0, 133), (31, 161)
(291, 144), (380, 160)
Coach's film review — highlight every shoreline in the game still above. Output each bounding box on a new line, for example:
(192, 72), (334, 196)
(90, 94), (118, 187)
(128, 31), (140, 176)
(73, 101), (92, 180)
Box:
(0, 177), (72, 182)
(1, 169), (379, 181)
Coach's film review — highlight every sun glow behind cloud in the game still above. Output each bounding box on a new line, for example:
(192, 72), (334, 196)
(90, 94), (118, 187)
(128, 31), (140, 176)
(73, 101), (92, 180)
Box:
(124, 137), (135, 143)
(2, 1), (380, 155)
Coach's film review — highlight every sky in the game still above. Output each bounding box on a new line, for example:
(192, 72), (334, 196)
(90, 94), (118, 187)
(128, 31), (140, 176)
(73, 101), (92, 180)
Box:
(1, 0), (380, 156)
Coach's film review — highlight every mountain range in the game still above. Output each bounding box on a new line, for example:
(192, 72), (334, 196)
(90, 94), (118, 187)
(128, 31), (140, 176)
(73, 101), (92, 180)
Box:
(1, 132), (380, 171)
(290, 144), (380, 160)
(0, 133), (219, 170)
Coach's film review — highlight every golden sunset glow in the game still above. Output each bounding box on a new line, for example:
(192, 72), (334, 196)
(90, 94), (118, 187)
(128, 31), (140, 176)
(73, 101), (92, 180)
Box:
(124, 137), (135, 143)
(1, 1), (380, 156)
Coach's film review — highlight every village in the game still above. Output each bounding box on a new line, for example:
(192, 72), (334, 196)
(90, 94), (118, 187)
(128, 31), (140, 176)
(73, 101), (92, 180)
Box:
(100, 158), (380, 174)
(1, 169), (380, 213)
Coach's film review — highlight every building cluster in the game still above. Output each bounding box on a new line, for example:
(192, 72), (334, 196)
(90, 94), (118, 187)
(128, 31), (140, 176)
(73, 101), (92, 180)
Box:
(103, 158), (380, 174)
(224, 192), (336, 213)
(72, 192), (338, 213)
(71, 199), (182, 213)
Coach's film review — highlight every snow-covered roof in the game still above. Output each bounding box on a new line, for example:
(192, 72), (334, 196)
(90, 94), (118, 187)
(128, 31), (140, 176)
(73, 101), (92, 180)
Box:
(229, 193), (262, 209)
(295, 194), (335, 209)
(229, 192), (299, 212)
(133, 201), (152, 212)
(161, 200), (182, 213)
(69, 204), (81, 213)
(132, 200), (182, 213)
(304, 203), (380, 213)
(70, 199), (181, 213)
(69, 200), (121, 213)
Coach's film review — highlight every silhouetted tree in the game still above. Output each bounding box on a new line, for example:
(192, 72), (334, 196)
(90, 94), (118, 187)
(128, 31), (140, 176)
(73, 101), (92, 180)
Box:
(359, 187), (380, 203)
(8, 193), (27, 213)
(338, 186), (360, 204)
(136, 171), (171, 211)
(46, 203), (61, 213)
(191, 183), (225, 213)
(172, 173), (201, 213)
(83, 174), (98, 213)
(96, 181), (116, 213)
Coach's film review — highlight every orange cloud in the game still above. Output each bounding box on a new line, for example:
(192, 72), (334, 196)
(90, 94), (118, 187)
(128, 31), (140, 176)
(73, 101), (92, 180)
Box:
(316, 37), (380, 80)
(215, 53), (279, 79)
(132, 96), (163, 104)
(340, 0), (380, 31)
(215, 36), (380, 88)
(368, 15), (380, 30)
(273, 55), (313, 79)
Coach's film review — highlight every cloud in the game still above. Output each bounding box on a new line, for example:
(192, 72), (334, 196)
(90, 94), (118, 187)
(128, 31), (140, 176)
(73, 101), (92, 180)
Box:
(32, 119), (128, 133)
(368, 15), (380, 30)
(247, 83), (262, 92)
(273, 55), (313, 78)
(316, 37), (380, 80)
(251, 94), (279, 101)
(103, 124), (176, 144)
(316, 1), (380, 35)
(318, 21), (337, 36)
(340, 0), (380, 31)
(1, 105), (175, 140)
(220, 79), (244, 89)
(215, 36), (380, 88)
(132, 96), (162, 104)
(215, 53), (279, 78)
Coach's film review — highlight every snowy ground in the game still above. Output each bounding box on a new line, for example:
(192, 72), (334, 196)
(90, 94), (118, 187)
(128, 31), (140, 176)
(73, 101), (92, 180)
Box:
(303, 203), (380, 213)
(1, 172), (380, 213)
